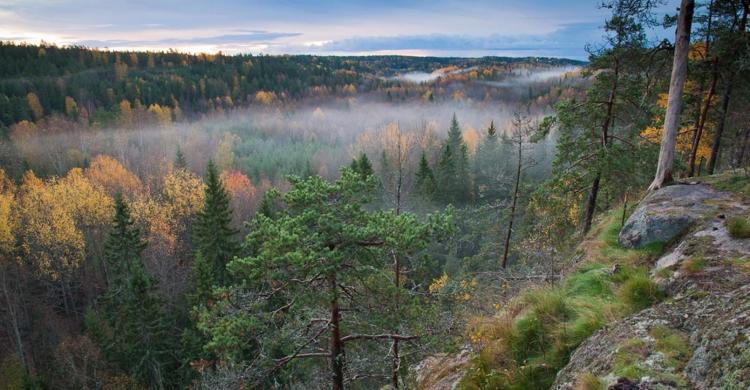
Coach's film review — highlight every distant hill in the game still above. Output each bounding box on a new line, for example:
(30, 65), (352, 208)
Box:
(0, 42), (585, 129)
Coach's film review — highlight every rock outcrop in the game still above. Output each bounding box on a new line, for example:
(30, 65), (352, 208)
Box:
(412, 349), (472, 390)
(554, 183), (750, 389)
(618, 184), (725, 249)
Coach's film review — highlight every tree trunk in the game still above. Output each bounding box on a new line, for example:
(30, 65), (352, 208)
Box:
(582, 56), (618, 234)
(329, 274), (345, 390)
(737, 128), (750, 167)
(688, 57), (718, 177)
(583, 173), (601, 234)
(707, 79), (734, 174)
(704, 0), (747, 174)
(1, 265), (26, 369)
(502, 137), (522, 268)
(649, 0), (695, 190)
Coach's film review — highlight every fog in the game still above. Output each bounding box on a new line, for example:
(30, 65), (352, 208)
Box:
(4, 63), (583, 196)
(476, 65), (581, 87)
(390, 66), (479, 83)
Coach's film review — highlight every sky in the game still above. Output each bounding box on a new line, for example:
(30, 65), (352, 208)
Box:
(0, 0), (681, 60)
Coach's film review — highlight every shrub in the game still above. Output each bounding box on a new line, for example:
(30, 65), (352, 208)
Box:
(727, 216), (750, 239)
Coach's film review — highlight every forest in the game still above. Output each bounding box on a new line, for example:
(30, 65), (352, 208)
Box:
(0, 0), (749, 389)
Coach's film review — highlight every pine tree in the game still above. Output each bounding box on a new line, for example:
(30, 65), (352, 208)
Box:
(99, 193), (175, 389)
(194, 160), (238, 286)
(174, 145), (187, 170)
(415, 151), (436, 198)
(259, 190), (277, 219)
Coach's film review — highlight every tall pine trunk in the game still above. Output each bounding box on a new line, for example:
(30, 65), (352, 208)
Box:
(329, 274), (345, 390)
(688, 57), (718, 177)
(649, 0), (694, 190)
(502, 134), (522, 268)
(707, 81), (734, 174)
(583, 173), (601, 234)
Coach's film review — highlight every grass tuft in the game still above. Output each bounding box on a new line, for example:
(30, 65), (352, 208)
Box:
(617, 273), (663, 311)
(727, 216), (750, 239)
(681, 257), (708, 274)
(574, 372), (605, 390)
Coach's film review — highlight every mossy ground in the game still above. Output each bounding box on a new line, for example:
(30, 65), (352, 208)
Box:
(701, 171), (750, 198)
(459, 209), (666, 389)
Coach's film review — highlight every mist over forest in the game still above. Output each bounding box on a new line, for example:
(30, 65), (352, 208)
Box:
(1, 0), (749, 389)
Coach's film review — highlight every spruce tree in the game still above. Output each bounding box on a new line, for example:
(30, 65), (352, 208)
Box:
(415, 151), (436, 198)
(194, 160), (239, 286)
(100, 193), (174, 389)
(436, 114), (471, 204)
(475, 121), (503, 202)
(350, 152), (374, 179)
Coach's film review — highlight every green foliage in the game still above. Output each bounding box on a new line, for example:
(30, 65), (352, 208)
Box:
(436, 114), (472, 205)
(350, 152), (374, 179)
(95, 194), (177, 389)
(681, 256), (708, 274)
(727, 216), (750, 239)
(415, 151), (437, 198)
(200, 169), (452, 385)
(575, 373), (605, 390)
(474, 120), (509, 202)
(650, 325), (691, 370)
(194, 160), (238, 286)
(528, 0), (664, 237)
(704, 173), (750, 198)
(460, 207), (667, 389)
(0, 355), (24, 390)
(617, 272), (663, 311)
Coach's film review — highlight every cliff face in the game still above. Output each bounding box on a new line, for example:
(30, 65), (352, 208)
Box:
(554, 182), (750, 389)
(415, 177), (750, 390)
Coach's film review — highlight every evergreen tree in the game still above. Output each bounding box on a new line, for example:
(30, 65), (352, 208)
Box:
(199, 169), (452, 388)
(350, 152), (374, 179)
(436, 114), (471, 204)
(475, 121), (503, 202)
(99, 193), (175, 389)
(174, 145), (187, 170)
(194, 160), (239, 286)
(415, 151), (436, 198)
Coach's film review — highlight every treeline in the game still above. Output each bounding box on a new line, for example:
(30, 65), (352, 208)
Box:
(0, 42), (582, 130)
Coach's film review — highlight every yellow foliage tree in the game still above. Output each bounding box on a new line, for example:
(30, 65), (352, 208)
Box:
(148, 104), (172, 125)
(163, 168), (204, 221)
(26, 93), (44, 120)
(0, 169), (15, 254)
(17, 171), (85, 280)
(254, 90), (277, 105)
(119, 100), (133, 125)
(64, 96), (79, 118)
(85, 155), (142, 199)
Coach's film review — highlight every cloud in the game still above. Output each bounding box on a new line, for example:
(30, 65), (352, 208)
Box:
(280, 23), (600, 59)
(74, 31), (301, 49)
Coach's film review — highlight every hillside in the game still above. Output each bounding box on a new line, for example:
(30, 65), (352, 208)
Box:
(416, 173), (750, 389)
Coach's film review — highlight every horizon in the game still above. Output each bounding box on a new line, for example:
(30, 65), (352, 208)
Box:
(0, 0), (681, 61)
